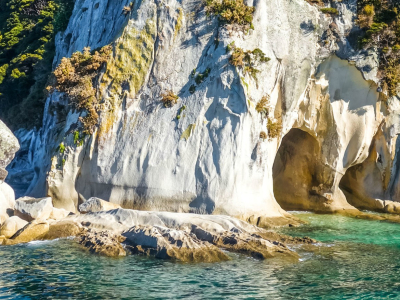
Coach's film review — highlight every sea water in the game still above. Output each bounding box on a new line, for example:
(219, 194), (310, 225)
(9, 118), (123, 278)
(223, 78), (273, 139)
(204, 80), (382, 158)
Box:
(1, 213), (400, 299)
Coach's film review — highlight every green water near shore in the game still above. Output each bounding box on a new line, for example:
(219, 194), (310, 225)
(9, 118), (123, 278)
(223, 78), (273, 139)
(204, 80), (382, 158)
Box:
(1, 213), (400, 299)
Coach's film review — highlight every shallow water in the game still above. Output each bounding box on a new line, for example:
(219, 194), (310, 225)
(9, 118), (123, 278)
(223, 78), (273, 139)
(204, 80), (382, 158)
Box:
(1, 213), (400, 299)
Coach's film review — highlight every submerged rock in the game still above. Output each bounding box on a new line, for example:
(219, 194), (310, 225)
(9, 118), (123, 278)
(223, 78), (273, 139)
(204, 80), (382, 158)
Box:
(78, 197), (121, 214)
(14, 197), (53, 222)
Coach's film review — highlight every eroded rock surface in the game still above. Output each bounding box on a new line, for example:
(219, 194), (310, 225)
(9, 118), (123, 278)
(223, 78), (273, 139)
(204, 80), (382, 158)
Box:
(14, 197), (53, 222)
(0, 120), (19, 183)
(79, 197), (121, 214)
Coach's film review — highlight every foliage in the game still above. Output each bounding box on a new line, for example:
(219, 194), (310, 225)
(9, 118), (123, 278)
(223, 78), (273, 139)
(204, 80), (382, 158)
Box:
(267, 118), (282, 140)
(50, 45), (112, 134)
(59, 142), (65, 154)
(161, 90), (179, 107)
(259, 131), (267, 140)
(227, 42), (270, 81)
(0, 0), (75, 129)
(195, 68), (211, 84)
(320, 8), (339, 15)
(255, 95), (270, 117)
(205, 0), (255, 28)
(357, 0), (400, 97)
(189, 84), (196, 94)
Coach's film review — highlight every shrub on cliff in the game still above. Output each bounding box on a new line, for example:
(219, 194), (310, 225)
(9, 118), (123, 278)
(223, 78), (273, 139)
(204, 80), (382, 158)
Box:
(161, 90), (179, 107)
(205, 0), (255, 28)
(227, 42), (270, 81)
(255, 95), (270, 117)
(49, 45), (112, 134)
(267, 118), (282, 140)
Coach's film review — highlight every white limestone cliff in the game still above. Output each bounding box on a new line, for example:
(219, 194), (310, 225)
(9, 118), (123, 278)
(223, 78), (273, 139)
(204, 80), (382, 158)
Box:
(7, 0), (400, 221)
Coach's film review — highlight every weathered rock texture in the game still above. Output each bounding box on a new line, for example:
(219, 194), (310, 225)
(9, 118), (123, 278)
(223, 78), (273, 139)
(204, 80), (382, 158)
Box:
(79, 197), (121, 214)
(6, 0), (400, 217)
(14, 197), (53, 222)
(0, 120), (19, 224)
(66, 208), (297, 260)
(0, 120), (19, 183)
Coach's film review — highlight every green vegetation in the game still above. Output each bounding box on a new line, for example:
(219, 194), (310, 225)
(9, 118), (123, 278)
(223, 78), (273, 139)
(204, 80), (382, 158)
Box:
(73, 130), (85, 146)
(357, 0), (400, 97)
(0, 0), (75, 129)
(189, 84), (196, 94)
(176, 105), (186, 120)
(320, 8), (339, 15)
(59, 142), (65, 154)
(255, 95), (270, 117)
(205, 0), (255, 28)
(161, 90), (179, 107)
(195, 68), (211, 85)
(227, 42), (270, 81)
(50, 45), (112, 134)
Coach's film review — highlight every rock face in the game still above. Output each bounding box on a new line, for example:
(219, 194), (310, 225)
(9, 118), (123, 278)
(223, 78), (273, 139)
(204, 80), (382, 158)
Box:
(14, 197), (53, 222)
(0, 120), (19, 183)
(79, 197), (121, 214)
(5, 0), (400, 217)
(0, 120), (19, 224)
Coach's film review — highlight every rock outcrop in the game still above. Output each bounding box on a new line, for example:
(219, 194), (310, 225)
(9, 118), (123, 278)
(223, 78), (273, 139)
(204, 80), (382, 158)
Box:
(79, 197), (121, 214)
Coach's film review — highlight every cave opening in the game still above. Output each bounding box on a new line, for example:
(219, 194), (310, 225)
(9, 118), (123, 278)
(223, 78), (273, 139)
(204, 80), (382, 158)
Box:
(272, 128), (327, 211)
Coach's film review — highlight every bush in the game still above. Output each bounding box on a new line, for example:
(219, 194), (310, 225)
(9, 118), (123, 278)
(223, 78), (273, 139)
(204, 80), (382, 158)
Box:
(50, 45), (112, 134)
(320, 8), (339, 15)
(255, 95), (270, 117)
(161, 90), (179, 107)
(259, 131), (267, 140)
(228, 42), (270, 81)
(205, 0), (255, 28)
(267, 118), (282, 140)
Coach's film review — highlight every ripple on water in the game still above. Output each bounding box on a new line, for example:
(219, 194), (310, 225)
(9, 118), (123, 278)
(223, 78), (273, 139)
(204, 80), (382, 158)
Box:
(1, 214), (400, 299)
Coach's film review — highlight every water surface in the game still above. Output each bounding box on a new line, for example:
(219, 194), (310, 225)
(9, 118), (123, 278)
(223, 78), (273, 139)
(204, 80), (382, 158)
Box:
(1, 213), (400, 299)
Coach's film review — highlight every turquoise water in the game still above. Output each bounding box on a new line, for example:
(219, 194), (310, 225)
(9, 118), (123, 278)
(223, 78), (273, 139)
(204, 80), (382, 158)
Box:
(1, 213), (400, 299)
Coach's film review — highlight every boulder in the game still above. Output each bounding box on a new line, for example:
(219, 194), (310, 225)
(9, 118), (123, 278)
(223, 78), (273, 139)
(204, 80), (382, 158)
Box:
(78, 197), (121, 214)
(0, 120), (19, 183)
(4, 220), (49, 244)
(0, 216), (28, 238)
(14, 197), (53, 222)
(0, 182), (15, 225)
(49, 207), (70, 220)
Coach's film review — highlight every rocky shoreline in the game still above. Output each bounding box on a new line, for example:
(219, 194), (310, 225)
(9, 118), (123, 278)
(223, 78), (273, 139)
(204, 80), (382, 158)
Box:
(0, 197), (316, 262)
